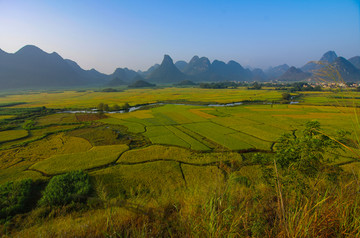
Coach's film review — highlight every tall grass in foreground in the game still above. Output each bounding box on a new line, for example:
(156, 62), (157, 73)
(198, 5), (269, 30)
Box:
(5, 168), (360, 237)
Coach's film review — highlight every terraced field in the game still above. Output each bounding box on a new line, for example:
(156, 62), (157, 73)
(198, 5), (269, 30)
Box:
(30, 144), (129, 175)
(0, 88), (359, 188)
(91, 103), (356, 155)
(0, 130), (28, 143)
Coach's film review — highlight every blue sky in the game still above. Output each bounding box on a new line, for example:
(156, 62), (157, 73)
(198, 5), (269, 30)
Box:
(1, 0), (359, 73)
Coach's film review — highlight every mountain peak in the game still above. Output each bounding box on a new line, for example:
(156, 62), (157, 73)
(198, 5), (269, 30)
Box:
(174, 61), (188, 71)
(288, 66), (300, 72)
(162, 54), (174, 65)
(183, 56), (211, 76)
(320, 51), (338, 63)
(227, 60), (242, 67)
(15, 45), (46, 55)
(189, 55), (200, 63)
(147, 55), (185, 83)
(324, 57), (360, 82)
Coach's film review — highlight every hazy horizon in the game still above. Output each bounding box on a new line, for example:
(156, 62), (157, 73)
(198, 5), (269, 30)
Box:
(1, 0), (359, 74)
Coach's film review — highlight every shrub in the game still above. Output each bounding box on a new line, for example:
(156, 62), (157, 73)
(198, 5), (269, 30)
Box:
(22, 120), (35, 130)
(39, 171), (91, 207)
(0, 179), (33, 220)
(275, 121), (339, 178)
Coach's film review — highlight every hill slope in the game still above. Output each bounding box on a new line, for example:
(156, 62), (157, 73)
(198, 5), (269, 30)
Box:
(348, 56), (360, 69)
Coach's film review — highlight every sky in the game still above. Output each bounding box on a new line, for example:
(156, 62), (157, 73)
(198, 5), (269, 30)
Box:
(1, 0), (359, 74)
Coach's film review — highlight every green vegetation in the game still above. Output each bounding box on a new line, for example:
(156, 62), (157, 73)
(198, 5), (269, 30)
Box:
(199, 81), (240, 89)
(0, 179), (33, 221)
(39, 171), (91, 207)
(1, 87), (360, 236)
(0, 130), (28, 143)
(101, 88), (121, 92)
(248, 82), (262, 90)
(30, 144), (128, 175)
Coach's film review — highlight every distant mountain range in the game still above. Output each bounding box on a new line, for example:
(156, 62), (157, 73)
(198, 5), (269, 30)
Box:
(0, 45), (360, 89)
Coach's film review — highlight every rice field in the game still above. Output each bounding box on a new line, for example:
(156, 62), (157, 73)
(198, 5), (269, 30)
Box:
(35, 113), (78, 126)
(118, 145), (192, 163)
(0, 130), (28, 143)
(0, 88), (283, 109)
(90, 160), (185, 198)
(0, 87), (359, 185)
(0, 115), (14, 120)
(30, 144), (129, 175)
(91, 101), (357, 153)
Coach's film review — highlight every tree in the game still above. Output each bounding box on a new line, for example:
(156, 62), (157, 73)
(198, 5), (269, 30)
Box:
(275, 121), (338, 177)
(248, 82), (262, 90)
(112, 104), (121, 111)
(97, 103), (109, 112)
(313, 85), (322, 91)
(97, 103), (105, 112)
(39, 171), (91, 207)
(103, 104), (109, 112)
(0, 179), (33, 220)
(281, 93), (291, 101)
(123, 102), (131, 111)
(22, 120), (35, 130)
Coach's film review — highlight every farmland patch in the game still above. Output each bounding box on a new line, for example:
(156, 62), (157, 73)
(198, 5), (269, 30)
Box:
(30, 144), (129, 175)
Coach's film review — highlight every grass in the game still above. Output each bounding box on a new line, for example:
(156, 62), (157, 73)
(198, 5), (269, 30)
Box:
(183, 122), (255, 150)
(181, 164), (225, 190)
(91, 160), (185, 198)
(35, 113), (78, 126)
(0, 163), (46, 185)
(29, 144), (129, 175)
(144, 126), (191, 148)
(118, 145), (192, 163)
(99, 118), (146, 133)
(165, 125), (211, 151)
(0, 130), (28, 143)
(0, 115), (14, 120)
(66, 126), (133, 146)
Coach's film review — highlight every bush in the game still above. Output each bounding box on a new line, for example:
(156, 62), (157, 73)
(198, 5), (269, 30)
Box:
(22, 120), (35, 130)
(39, 171), (91, 207)
(275, 121), (338, 177)
(0, 179), (33, 220)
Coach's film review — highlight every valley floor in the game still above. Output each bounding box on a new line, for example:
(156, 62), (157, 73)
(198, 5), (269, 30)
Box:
(0, 87), (360, 237)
